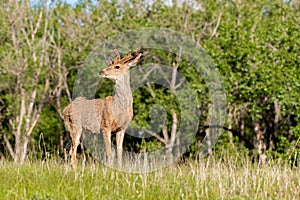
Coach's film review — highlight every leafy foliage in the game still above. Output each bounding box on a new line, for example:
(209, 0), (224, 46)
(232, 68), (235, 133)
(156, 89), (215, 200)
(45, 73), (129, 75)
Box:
(0, 0), (299, 163)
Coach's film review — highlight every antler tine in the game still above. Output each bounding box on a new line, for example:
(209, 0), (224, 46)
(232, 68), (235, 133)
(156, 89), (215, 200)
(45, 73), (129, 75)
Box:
(117, 49), (142, 64)
(108, 49), (142, 65)
(110, 49), (121, 60)
(108, 57), (114, 65)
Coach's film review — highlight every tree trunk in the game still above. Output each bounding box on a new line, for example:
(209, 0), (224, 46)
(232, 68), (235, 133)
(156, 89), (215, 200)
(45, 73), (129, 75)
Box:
(166, 109), (177, 162)
(254, 122), (266, 164)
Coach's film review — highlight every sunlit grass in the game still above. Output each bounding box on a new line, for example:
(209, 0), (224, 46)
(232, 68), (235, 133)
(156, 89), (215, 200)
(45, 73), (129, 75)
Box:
(0, 152), (299, 200)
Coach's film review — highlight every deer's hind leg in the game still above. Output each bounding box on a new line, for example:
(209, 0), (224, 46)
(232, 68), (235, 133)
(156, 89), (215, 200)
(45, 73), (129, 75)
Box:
(102, 129), (112, 166)
(70, 127), (82, 168)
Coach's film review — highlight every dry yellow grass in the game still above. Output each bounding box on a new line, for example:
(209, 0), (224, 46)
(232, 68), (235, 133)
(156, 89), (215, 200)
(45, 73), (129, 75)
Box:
(0, 151), (299, 200)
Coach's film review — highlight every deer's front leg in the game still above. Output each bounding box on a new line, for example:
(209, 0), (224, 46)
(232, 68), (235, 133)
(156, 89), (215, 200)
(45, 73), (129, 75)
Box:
(116, 129), (125, 168)
(102, 129), (112, 166)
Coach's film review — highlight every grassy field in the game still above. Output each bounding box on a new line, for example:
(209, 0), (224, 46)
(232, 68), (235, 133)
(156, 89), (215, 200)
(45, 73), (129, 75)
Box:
(0, 152), (299, 200)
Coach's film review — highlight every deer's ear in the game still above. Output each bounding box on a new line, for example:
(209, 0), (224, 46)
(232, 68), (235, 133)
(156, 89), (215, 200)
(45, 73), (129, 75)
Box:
(128, 53), (142, 67)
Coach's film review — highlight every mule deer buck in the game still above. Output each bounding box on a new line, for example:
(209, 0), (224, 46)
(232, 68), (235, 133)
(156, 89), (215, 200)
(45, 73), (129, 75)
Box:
(63, 49), (142, 168)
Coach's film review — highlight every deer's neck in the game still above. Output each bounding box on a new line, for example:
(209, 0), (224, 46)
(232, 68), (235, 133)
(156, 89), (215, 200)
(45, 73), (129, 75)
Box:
(112, 72), (133, 119)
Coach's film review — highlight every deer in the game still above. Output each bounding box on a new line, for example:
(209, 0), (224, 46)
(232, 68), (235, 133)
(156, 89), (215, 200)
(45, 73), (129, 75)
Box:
(63, 49), (142, 168)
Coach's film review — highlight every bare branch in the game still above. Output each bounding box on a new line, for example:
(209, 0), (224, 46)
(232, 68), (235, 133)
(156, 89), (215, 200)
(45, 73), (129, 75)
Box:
(145, 130), (166, 144)
(211, 13), (222, 38)
(169, 109), (178, 145)
(3, 134), (15, 160)
(162, 125), (169, 144)
(266, 43), (278, 51)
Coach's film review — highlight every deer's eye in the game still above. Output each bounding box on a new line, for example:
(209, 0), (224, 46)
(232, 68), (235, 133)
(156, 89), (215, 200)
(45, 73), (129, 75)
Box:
(114, 65), (120, 69)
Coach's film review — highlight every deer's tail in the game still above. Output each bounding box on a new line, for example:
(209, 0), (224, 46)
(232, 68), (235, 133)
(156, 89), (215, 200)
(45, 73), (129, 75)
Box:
(62, 105), (73, 132)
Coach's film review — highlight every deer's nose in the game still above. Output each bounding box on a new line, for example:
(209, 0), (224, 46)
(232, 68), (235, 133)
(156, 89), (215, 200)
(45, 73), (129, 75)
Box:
(99, 70), (104, 75)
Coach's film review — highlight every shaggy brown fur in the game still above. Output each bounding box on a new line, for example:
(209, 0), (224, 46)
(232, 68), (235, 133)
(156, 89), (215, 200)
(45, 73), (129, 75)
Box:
(63, 50), (141, 168)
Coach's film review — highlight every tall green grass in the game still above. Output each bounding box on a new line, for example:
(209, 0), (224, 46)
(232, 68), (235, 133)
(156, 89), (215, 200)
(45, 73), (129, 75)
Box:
(0, 151), (299, 200)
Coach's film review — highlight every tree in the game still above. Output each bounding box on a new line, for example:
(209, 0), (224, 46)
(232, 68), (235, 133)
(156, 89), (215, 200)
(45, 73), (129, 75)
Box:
(0, 1), (54, 163)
